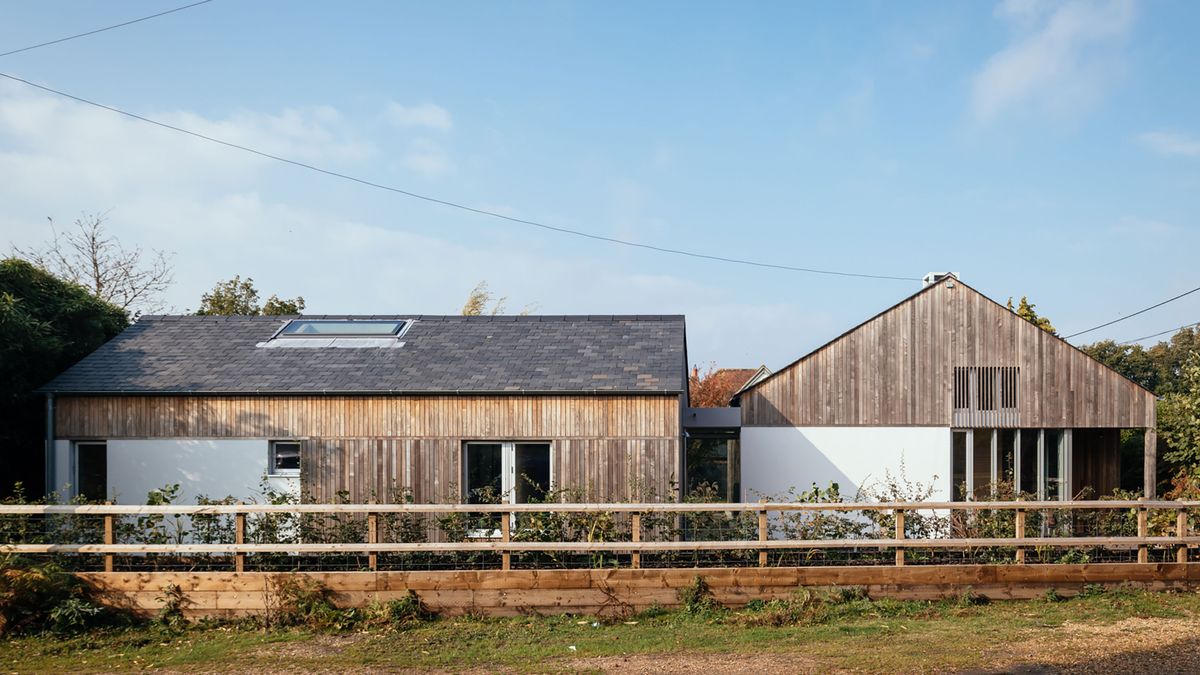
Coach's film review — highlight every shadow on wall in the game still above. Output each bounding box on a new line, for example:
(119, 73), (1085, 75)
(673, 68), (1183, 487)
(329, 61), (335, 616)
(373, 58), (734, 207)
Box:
(739, 427), (949, 502)
(741, 431), (862, 500)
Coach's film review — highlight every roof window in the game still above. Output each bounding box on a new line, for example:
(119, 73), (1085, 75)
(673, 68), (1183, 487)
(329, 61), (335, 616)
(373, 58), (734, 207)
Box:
(277, 319), (408, 337)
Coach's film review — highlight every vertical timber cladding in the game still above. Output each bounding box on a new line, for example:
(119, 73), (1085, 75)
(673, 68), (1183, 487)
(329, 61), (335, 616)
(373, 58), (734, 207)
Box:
(741, 280), (1156, 429)
(54, 395), (682, 503)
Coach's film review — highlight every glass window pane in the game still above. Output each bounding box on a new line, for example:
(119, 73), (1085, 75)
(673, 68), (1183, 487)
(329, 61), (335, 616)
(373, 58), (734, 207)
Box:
(1044, 430), (1063, 500)
(686, 436), (733, 501)
(281, 320), (404, 336)
(973, 429), (994, 498)
(271, 442), (300, 473)
(952, 432), (968, 501)
(465, 443), (503, 503)
(1019, 430), (1038, 496)
(76, 442), (107, 502)
(514, 444), (551, 503)
(999, 429), (1017, 488)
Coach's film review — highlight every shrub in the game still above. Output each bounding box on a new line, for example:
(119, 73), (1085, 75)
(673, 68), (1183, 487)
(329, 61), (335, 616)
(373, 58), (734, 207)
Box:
(677, 576), (721, 615)
(157, 583), (188, 631)
(369, 591), (434, 628)
(0, 562), (115, 635)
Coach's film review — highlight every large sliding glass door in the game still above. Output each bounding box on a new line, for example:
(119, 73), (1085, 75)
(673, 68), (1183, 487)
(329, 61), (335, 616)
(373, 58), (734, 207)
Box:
(952, 429), (1071, 501)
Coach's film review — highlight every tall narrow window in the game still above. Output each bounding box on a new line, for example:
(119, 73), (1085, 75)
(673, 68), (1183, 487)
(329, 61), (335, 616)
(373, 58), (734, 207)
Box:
(952, 431), (968, 501)
(972, 429), (995, 498)
(464, 443), (504, 503)
(75, 442), (107, 502)
(1019, 430), (1038, 496)
(1044, 430), (1064, 501)
(513, 443), (551, 503)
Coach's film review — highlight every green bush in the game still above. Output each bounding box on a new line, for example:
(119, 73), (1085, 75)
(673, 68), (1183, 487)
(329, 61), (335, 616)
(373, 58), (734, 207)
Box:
(677, 576), (722, 615)
(0, 562), (118, 636)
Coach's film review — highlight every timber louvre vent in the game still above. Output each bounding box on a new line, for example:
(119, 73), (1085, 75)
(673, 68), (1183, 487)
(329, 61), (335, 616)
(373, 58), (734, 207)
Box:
(953, 366), (1019, 427)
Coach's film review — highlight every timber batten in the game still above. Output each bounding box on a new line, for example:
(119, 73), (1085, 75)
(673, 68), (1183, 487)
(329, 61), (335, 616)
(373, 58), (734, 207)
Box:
(741, 279), (1157, 428)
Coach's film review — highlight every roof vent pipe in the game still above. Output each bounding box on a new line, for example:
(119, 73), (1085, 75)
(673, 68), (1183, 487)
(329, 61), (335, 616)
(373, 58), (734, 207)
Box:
(922, 272), (960, 288)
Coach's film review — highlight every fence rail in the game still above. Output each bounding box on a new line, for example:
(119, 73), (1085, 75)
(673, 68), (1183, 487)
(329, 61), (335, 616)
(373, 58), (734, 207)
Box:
(2, 499), (1196, 570)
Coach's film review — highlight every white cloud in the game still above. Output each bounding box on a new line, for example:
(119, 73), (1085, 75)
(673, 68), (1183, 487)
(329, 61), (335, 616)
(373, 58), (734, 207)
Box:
(401, 137), (455, 176)
(971, 0), (1135, 123)
(1138, 130), (1200, 158)
(386, 102), (452, 131)
(0, 83), (821, 366)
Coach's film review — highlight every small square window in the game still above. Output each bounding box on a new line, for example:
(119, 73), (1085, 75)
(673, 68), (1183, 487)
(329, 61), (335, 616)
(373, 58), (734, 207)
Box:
(269, 441), (301, 475)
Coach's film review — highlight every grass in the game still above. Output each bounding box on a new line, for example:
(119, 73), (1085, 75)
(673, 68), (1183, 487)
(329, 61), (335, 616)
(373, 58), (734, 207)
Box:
(3, 588), (1198, 673)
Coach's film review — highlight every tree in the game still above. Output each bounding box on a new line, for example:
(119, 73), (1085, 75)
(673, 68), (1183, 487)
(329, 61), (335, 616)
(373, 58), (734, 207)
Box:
(196, 276), (305, 316)
(1079, 340), (1158, 391)
(14, 213), (174, 316)
(0, 258), (128, 496)
(460, 281), (535, 316)
(1006, 296), (1056, 335)
(1158, 351), (1200, 467)
(688, 363), (759, 407)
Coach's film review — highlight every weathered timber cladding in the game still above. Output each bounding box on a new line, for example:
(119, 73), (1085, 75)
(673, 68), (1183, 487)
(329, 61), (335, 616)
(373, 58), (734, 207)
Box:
(56, 395), (681, 503)
(742, 280), (1156, 428)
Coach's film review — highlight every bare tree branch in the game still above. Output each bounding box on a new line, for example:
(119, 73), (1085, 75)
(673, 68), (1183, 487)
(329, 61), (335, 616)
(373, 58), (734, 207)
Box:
(13, 212), (174, 316)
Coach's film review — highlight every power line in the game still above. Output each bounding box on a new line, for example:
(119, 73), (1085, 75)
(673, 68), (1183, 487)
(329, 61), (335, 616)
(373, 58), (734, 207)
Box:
(0, 72), (921, 282)
(1120, 321), (1200, 345)
(0, 1), (214, 59)
(1062, 285), (1200, 339)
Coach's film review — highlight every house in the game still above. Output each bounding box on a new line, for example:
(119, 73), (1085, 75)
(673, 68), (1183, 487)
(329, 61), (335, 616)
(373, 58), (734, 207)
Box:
(39, 315), (688, 505)
(38, 275), (1158, 507)
(735, 274), (1159, 502)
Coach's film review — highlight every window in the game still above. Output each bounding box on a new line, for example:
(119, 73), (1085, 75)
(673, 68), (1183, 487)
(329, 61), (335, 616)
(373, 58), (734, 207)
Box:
(462, 442), (552, 504)
(278, 319), (408, 337)
(685, 432), (741, 502)
(953, 429), (1072, 501)
(75, 442), (107, 501)
(269, 441), (301, 475)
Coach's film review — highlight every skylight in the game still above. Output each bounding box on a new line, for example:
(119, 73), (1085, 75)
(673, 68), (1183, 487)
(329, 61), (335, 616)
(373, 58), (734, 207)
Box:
(278, 319), (408, 337)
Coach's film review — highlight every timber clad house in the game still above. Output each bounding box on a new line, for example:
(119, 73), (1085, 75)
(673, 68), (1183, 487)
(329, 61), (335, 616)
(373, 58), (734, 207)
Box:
(39, 274), (1161, 507)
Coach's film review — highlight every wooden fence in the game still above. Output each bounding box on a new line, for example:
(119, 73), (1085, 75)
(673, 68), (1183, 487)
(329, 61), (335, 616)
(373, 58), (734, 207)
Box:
(4, 500), (1199, 616)
(3, 499), (1197, 569)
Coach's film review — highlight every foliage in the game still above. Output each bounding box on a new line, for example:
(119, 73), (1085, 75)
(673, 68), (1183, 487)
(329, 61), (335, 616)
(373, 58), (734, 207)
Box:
(1157, 351), (1200, 466)
(677, 576), (721, 615)
(0, 562), (114, 636)
(460, 280), (535, 316)
(157, 583), (188, 631)
(1006, 296), (1056, 334)
(195, 275), (304, 316)
(688, 363), (760, 407)
(0, 258), (128, 496)
(13, 212), (174, 315)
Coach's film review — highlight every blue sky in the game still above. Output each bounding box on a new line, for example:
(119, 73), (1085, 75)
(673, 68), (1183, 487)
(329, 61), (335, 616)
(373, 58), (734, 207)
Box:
(1, 0), (1198, 368)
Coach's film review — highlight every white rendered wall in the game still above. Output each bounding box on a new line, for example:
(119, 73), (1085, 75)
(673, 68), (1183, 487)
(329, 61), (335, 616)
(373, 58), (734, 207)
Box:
(740, 427), (951, 502)
(53, 439), (299, 504)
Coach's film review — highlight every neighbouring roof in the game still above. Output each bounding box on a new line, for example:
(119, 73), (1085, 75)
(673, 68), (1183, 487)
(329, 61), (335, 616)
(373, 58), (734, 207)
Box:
(40, 315), (687, 395)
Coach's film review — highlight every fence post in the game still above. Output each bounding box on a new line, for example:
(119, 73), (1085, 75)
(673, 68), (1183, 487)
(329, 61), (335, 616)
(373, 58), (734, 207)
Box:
(757, 505), (768, 568)
(501, 509), (511, 571)
(367, 512), (378, 572)
(894, 509), (905, 566)
(234, 505), (245, 573)
(1137, 497), (1148, 564)
(631, 512), (641, 569)
(1178, 507), (1189, 565)
(103, 497), (113, 569)
(1014, 505), (1026, 564)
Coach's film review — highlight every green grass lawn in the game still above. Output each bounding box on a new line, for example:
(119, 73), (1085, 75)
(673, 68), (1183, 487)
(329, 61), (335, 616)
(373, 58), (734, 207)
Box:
(4, 588), (1199, 673)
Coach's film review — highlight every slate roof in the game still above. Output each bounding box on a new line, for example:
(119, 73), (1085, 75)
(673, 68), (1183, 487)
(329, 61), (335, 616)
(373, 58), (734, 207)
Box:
(40, 315), (687, 395)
